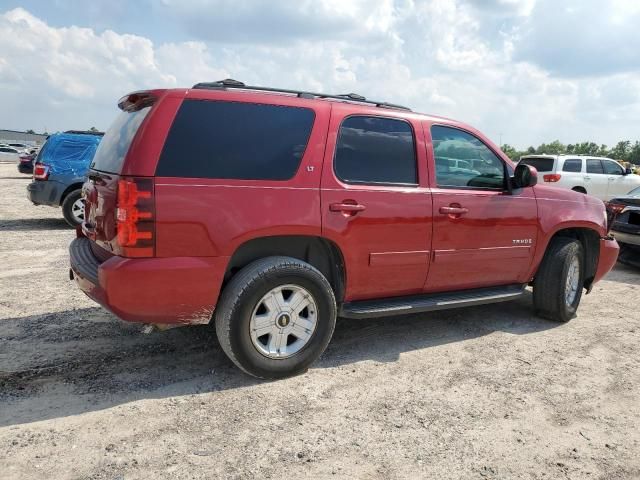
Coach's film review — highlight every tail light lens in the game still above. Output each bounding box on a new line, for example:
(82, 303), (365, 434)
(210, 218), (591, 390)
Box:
(605, 201), (626, 234)
(543, 174), (562, 182)
(606, 202), (627, 215)
(33, 163), (49, 180)
(116, 177), (155, 257)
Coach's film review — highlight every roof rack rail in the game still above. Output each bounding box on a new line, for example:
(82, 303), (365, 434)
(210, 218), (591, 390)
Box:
(191, 79), (412, 111)
(64, 130), (105, 136)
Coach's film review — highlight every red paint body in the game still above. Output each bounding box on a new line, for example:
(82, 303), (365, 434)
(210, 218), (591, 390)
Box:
(71, 87), (619, 325)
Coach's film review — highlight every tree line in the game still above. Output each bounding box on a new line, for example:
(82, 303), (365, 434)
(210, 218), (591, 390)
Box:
(501, 140), (640, 165)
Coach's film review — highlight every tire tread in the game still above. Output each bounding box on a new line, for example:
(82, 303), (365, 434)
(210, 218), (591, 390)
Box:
(215, 256), (336, 379)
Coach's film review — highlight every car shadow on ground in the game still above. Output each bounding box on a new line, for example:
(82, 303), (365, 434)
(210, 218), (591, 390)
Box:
(0, 176), (32, 180)
(0, 293), (560, 427)
(0, 218), (70, 231)
(601, 262), (640, 285)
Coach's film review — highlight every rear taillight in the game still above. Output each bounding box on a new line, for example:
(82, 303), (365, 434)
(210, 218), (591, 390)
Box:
(543, 174), (561, 182)
(606, 202), (627, 215)
(19, 156), (30, 163)
(606, 201), (626, 234)
(33, 163), (49, 180)
(116, 177), (155, 257)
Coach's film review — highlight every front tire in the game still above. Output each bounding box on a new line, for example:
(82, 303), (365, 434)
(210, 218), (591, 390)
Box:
(533, 237), (584, 322)
(61, 189), (84, 227)
(214, 256), (337, 379)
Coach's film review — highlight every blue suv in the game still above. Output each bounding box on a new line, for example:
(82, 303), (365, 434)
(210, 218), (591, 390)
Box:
(28, 131), (103, 226)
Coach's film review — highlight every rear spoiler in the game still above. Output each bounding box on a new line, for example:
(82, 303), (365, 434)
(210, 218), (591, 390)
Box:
(117, 90), (165, 112)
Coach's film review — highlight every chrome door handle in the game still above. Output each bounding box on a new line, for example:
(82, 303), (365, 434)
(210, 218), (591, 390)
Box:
(330, 202), (366, 213)
(439, 206), (469, 215)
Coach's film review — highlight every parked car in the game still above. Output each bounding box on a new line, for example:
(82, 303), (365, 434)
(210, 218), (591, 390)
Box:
(69, 80), (619, 379)
(0, 146), (21, 162)
(8, 142), (31, 154)
(17, 152), (36, 174)
(518, 155), (640, 201)
(608, 186), (640, 267)
(27, 131), (102, 226)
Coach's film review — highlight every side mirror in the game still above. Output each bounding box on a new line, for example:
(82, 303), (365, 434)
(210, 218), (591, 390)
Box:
(512, 163), (538, 189)
(624, 167), (633, 175)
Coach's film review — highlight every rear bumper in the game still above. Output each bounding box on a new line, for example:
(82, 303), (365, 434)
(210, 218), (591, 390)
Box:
(69, 237), (229, 325)
(592, 237), (620, 284)
(18, 162), (33, 174)
(27, 179), (63, 206)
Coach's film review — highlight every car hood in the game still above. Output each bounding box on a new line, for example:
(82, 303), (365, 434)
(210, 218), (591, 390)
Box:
(533, 184), (604, 207)
(609, 193), (640, 206)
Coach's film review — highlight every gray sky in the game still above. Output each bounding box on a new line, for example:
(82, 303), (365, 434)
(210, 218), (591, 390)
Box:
(1, 0), (639, 148)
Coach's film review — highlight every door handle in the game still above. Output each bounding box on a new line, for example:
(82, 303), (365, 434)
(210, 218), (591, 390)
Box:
(330, 202), (366, 213)
(439, 206), (469, 215)
(584, 176), (591, 180)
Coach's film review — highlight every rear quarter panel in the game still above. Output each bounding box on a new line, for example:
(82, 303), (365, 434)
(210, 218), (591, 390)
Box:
(152, 92), (332, 258)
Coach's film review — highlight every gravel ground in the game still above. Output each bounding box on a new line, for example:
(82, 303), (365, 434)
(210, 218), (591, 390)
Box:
(0, 162), (639, 480)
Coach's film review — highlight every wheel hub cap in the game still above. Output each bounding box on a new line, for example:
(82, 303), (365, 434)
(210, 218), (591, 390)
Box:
(276, 313), (291, 328)
(249, 284), (318, 359)
(565, 256), (580, 306)
(72, 198), (85, 222)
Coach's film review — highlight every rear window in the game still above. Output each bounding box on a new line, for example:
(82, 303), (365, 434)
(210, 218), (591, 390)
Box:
(562, 158), (582, 172)
(519, 157), (554, 172)
(156, 100), (315, 180)
(90, 107), (151, 173)
(334, 116), (417, 185)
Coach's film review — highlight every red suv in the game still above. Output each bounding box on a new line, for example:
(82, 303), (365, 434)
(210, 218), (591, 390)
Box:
(70, 79), (619, 378)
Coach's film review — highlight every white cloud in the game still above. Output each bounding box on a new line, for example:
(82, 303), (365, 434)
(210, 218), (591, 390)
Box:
(1, 2), (640, 148)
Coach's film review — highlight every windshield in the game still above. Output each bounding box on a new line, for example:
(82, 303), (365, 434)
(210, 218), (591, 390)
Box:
(90, 107), (151, 173)
(519, 157), (555, 172)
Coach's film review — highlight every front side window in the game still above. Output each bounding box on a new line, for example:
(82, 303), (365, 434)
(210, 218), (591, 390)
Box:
(586, 159), (604, 174)
(562, 158), (582, 172)
(431, 125), (505, 189)
(602, 160), (624, 175)
(334, 116), (417, 185)
(157, 100), (315, 180)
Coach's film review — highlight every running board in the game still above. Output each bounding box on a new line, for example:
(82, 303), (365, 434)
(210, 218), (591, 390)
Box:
(339, 284), (527, 319)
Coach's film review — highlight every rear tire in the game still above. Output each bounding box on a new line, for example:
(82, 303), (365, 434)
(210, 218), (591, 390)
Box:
(214, 256), (337, 379)
(533, 237), (584, 322)
(61, 189), (84, 227)
(572, 187), (587, 194)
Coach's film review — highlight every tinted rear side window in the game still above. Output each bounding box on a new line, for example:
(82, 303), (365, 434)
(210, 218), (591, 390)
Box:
(519, 157), (554, 172)
(562, 158), (582, 172)
(334, 116), (417, 185)
(91, 107), (151, 173)
(157, 100), (315, 180)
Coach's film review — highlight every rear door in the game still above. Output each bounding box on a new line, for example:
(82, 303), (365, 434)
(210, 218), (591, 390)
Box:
(425, 124), (538, 292)
(83, 101), (155, 254)
(321, 105), (432, 301)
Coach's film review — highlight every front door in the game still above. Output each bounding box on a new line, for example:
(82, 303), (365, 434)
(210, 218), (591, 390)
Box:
(321, 105), (433, 301)
(602, 158), (630, 199)
(424, 124), (538, 292)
